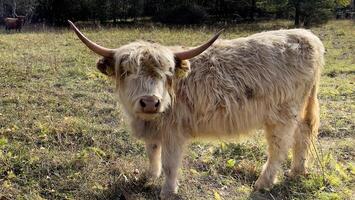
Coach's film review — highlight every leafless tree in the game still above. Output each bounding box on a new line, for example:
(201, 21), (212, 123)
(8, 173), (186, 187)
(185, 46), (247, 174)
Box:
(11, 0), (16, 17)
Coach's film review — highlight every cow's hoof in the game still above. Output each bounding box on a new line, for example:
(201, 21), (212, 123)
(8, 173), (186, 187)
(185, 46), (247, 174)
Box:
(159, 191), (180, 200)
(148, 169), (161, 180)
(285, 169), (308, 178)
(159, 191), (172, 200)
(160, 185), (178, 200)
(254, 176), (275, 191)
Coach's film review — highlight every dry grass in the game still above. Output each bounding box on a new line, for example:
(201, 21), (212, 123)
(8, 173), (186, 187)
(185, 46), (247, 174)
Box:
(0, 20), (354, 200)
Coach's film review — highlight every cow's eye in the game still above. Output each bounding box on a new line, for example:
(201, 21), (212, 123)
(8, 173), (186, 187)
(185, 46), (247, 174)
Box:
(165, 67), (174, 77)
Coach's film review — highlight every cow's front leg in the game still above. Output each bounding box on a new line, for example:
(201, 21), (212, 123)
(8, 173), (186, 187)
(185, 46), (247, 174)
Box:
(160, 137), (185, 199)
(145, 141), (162, 179)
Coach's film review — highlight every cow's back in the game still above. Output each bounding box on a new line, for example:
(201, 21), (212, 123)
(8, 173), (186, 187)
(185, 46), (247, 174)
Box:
(174, 29), (324, 138)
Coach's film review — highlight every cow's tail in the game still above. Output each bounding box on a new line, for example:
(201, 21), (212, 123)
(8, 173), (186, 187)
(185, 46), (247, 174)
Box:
(302, 36), (323, 143)
(291, 44), (322, 175)
(291, 81), (320, 175)
(304, 83), (320, 138)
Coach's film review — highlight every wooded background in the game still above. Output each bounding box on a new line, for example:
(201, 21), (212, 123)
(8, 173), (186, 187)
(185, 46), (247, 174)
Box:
(0, 0), (354, 27)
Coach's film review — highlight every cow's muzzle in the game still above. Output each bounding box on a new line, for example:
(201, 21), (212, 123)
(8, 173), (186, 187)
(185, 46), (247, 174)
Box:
(139, 96), (161, 114)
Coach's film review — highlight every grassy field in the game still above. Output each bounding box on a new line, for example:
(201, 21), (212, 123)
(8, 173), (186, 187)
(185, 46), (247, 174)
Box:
(0, 20), (354, 200)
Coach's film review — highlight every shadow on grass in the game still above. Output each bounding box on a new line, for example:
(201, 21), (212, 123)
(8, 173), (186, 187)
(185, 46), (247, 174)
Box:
(97, 175), (159, 200)
(96, 174), (184, 200)
(248, 176), (314, 200)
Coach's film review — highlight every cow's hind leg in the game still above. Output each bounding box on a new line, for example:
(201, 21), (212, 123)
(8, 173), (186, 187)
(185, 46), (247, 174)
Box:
(145, 140), (162, 179)
(254, 120), (297, 190)
(291, 88), (319, 176)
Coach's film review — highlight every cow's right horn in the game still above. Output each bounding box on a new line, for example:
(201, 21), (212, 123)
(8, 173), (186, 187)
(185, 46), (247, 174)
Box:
(174, 29), (224, 60)
(68, 20), (115, 58)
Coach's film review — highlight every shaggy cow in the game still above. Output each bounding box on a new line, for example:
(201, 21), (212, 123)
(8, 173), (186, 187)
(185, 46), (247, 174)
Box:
(4, 16), (25, 31)
(68, 20), (324, 198)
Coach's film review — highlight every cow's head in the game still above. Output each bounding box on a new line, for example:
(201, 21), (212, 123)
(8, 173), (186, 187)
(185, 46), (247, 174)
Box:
(68, 20), (221, 121)
(16, 16), (26, 25)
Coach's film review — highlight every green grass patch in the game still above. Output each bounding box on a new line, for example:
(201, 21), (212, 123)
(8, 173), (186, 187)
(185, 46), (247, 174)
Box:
(0, 20), (354, 199)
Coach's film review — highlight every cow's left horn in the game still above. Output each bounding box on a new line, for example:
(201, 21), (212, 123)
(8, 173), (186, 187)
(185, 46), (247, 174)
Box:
(174, 29), (224, 60)
(68, 20), (115, 58)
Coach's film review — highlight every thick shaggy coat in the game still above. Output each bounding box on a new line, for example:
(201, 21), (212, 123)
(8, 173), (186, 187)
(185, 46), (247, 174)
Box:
(70, 25), (324, 199)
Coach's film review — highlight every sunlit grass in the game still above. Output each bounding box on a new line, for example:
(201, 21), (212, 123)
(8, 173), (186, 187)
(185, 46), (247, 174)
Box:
(0, 20), (354, 199)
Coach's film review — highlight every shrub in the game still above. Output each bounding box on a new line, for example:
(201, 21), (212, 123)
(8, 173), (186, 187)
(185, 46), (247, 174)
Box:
(301, 0), (335, 27)
(153, 4), (207, 25)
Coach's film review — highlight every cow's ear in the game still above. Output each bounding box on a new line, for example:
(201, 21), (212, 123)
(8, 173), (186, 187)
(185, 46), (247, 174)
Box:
(97, 57), (115, 76)
(174, 59), (191, 79)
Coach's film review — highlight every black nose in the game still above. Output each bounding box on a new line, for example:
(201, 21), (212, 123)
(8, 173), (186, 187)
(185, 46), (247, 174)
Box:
(139, 96), (160, 113)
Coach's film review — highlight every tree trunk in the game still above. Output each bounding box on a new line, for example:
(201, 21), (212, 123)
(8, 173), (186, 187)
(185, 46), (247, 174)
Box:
(294, 1), (300, 27)
(250, 0), (256, 21)
(0, 0), (4, 20)
(12, 0), (17, 17)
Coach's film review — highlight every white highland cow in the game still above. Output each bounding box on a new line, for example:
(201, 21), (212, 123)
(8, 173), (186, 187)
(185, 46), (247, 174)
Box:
(68, 21), (324, 199)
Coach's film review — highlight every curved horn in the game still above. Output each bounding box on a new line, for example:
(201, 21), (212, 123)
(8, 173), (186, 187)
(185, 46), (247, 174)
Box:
(174, 29), (224, 60)
(68, 20), (115, 58)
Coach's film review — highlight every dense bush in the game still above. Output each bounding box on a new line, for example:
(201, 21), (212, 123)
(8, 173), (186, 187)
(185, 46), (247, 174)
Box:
(153, 4), (207, 24)
(0, 0), (353, 26)
(290, 0), (335, 27)
(303, 7), (333, 27)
